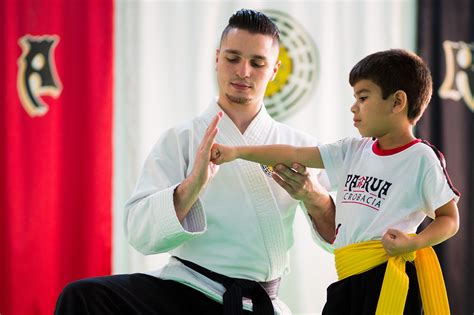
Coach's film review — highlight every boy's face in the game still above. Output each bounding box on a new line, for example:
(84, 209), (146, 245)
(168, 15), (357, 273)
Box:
(215, 28), (280, 109)
(351, 79), (395, 138)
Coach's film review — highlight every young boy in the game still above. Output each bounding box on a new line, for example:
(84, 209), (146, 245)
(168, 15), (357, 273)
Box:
(209, 49), (460, 314)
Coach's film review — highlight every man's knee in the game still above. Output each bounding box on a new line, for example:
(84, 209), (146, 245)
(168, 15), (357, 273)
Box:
(55, 278), (103, 314)
(61, 278), (98, 298)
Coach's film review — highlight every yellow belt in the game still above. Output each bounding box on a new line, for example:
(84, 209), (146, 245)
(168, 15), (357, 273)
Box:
(334, 240), (450, 314)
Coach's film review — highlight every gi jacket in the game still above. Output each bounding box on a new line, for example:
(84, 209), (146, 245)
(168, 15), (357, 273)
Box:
(125, 100), (331, 313)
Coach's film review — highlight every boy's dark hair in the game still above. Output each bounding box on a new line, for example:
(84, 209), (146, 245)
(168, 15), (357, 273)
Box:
(349, 49), (432, 124)
(220, 9), (280, 46)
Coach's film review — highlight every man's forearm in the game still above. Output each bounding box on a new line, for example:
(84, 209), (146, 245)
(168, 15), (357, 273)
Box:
(173, 174), (204, 223)
(304, 192), (336, 243)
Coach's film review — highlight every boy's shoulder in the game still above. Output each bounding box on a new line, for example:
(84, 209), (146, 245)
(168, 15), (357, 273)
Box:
(324, 138), (446, 165)
(414, 139), (450, 167)
(326, 136), (374, 150)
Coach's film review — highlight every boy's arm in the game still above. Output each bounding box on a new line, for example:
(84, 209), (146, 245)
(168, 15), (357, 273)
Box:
(382, 199), (459, 256)
(212, 144), (325, 169)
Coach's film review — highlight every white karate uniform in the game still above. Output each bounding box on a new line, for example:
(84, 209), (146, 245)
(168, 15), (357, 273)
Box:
(125, 99), (331, 313)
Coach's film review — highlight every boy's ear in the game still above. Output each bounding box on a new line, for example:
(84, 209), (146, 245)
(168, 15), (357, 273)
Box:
(392, 90), (408, 113)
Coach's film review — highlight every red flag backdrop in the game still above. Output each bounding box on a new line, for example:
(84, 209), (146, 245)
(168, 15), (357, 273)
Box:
(0, 1), (113, 314)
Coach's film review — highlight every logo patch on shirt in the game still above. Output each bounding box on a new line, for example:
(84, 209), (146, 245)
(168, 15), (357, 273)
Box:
(260, 164), (274, 177)
(342, 174), (392, 211)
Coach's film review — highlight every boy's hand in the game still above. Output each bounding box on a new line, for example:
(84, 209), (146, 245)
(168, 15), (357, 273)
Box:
(211, 143), (237, 165)
(381, 229), (417, 256)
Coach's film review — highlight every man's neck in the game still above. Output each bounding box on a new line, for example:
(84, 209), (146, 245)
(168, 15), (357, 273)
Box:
(217, 99), (262, 134)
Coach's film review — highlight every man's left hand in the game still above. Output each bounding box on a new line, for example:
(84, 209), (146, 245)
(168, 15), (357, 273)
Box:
(272, 162), (317, 202)
(272, 162), (336, 243)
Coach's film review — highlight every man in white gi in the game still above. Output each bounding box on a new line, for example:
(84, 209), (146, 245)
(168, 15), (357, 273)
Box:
(55, 8), (335, 315)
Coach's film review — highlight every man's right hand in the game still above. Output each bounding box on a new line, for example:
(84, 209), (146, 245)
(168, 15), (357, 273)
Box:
(173, 112), (222, 222)
(191, 112), (223, 187)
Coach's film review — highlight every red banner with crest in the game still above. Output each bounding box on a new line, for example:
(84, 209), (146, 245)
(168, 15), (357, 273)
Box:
(0, 0), (113, 314)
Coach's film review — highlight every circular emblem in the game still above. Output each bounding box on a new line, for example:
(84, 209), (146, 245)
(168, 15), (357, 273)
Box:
(262, 9), (320, 121)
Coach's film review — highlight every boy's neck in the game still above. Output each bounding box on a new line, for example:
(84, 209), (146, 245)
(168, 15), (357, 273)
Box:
(376, 129), (416, 150)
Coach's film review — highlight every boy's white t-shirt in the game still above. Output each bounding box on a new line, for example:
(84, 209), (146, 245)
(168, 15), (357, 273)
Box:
(319, 137), (459, 250)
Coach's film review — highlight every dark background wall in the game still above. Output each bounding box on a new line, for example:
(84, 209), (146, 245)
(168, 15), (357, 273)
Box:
(417, 0), (474, 313)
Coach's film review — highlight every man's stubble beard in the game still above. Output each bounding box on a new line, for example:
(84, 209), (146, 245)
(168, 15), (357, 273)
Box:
(225, 93), (252, 105)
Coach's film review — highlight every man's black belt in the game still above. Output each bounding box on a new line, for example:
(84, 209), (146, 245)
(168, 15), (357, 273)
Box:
(174, 256), (275, 315)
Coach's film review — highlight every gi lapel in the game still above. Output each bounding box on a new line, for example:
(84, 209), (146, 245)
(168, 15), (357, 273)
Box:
(241, 106), (288, 280)
(203, 101), (288, 280)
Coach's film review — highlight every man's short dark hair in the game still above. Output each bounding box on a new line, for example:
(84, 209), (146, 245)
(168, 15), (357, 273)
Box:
(349, 49), (433, 124)
(220, 9), (280, 46)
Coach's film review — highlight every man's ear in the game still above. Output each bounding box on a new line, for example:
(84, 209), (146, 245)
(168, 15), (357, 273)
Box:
(215, 49), (220, 70)
(270, 60), (281, 81)
(392, 90), (408, 113)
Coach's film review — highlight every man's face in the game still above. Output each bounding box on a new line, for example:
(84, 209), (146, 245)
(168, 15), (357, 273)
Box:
(216, 28), (280, 109)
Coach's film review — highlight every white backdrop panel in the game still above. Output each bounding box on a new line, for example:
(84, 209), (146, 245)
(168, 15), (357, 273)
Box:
(114, 1), (416, 314)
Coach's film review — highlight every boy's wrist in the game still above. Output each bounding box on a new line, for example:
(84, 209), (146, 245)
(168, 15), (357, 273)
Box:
(410, 234), (424, 251)
(233, 146), (240, 159)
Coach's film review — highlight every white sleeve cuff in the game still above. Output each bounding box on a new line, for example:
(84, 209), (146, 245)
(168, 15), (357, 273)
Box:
(127, 184), (207, 254)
